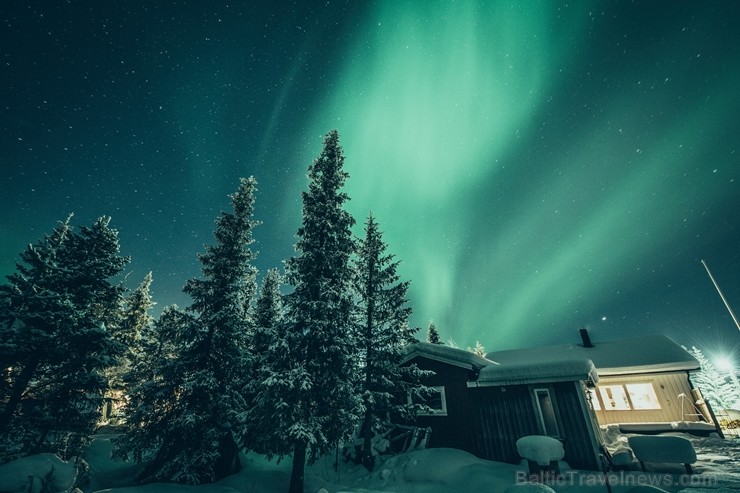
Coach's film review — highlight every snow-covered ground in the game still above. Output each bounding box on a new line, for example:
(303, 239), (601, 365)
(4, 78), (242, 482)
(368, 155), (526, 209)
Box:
(1, 430), (738, 493)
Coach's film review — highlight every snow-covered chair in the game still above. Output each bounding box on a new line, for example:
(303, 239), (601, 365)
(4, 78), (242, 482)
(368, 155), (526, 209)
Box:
(626, 435), (697, 474)
(516, 436), (565, 474)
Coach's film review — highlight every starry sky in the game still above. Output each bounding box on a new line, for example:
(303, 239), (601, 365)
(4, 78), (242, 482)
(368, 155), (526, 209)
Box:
(2, 1), (739, 358)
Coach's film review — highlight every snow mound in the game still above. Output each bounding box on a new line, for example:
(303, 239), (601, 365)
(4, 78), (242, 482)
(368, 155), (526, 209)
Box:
(516, 436), (565, 466)
(627, 435), (696, 465)
(357, 448), (517, 492)
(0, 453), (79, 493)
(624, 486), (669, 493)
(505, 482), (556, 493)
(92, 484), (240, 493)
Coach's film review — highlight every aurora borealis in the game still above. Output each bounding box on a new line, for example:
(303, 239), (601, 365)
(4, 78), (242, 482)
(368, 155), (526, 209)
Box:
(2, 1), (739, 354)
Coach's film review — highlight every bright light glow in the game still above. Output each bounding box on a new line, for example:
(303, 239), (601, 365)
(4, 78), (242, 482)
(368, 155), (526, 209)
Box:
(599, 385), (630, 411)
(625, 383), (661, 410)
(716, 357), (735, 371)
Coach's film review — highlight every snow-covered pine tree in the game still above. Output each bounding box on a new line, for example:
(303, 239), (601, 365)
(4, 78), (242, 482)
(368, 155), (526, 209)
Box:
(467, 341), (486, 357)
(106, 272), (155, 421)
(114, 304), (194, 464)
(252, 268), (284, 354)
(0, 216), (129, 458)
(427, 322), (442, 344)
(113, 271), (155, 350)
(684, 346), (739, 410)
(249, 131), (360, 493)
(353, 213), (428, 470)
(115, 177), (260, 484)
(240, 268), (284, 452)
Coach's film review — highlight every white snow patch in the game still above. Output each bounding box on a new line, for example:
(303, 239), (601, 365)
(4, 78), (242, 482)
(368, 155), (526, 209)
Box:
(477, 358), (598, 386)
(3, 432), (738, 493)
(0, 453), (79, 493)
(516, 436), (565, 466)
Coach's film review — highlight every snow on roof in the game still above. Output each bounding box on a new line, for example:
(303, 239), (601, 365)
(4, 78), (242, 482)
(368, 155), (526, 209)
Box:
(401, 342), (498, 370)
(402, 342), (597, 386)
(487, 334), (699, 376)
(474, 357), (598, 386)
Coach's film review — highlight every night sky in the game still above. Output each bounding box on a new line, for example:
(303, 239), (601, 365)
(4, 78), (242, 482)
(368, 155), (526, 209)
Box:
(2, 1), (739, 358)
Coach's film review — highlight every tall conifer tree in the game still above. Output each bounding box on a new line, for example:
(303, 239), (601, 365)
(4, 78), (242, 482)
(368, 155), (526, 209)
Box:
(354, 213), (426, 469)
(106, 272), (155, 421)
(115, 178), (259, 484)
(250, 131), (360, 493)
(0, 216), (129, 458)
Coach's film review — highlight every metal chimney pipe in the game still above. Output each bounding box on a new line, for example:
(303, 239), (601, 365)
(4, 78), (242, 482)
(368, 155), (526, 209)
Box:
(579, 328), (593, 348)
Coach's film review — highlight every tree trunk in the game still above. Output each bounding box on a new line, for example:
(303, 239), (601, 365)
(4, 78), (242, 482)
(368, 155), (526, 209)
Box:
(214, 432), (241, 480)
(0, 357), (40, 436)
(360, 410), (375, 471)
(288, 441), (307, 493)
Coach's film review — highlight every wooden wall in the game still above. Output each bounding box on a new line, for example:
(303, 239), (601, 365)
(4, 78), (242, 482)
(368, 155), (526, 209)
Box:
(471, 382), (600, 470)
(551, 382), (600, 470)
(593, 371), (697, 425)
(405, 357), (479, 455)
(403, 357), (601, 470)
(471, 384), (539, 464)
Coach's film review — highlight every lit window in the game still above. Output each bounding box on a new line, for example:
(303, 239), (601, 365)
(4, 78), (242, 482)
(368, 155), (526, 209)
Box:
(599, 385), (631, 410)
(416, 386), (448, 416)
(533, 388), (560, 437)
(588, 389), (601, 411)
(626, 383), (661, 410)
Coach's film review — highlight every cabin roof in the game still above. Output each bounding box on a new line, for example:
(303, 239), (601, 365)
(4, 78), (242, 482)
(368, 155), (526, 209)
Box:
(401, 341), (497, 370)
(474, 357), (598, 387)
(486, 334), (699, 376)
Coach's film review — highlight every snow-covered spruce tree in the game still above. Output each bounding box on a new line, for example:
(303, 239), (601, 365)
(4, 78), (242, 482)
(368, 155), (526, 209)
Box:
(467, 341), (486, 357)
(426, 322), (442, 344)
(0, 216), (129, 458)
(249, 130), (360, 493)
(252, 268), (284, 354)
(116, 177), (260, 484)
(241, 268), (284, 452)
(106, 272), (155, 421)
(353, 213), (428, 470)
(684, 346), (739, 410)
(114, 304), (194, 464)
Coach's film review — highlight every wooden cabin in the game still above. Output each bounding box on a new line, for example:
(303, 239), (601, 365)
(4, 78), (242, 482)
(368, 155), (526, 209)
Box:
(401, 343), (603, 470)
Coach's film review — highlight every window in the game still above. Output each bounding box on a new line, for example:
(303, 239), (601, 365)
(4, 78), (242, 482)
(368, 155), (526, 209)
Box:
(625, 383), (661, 410)
(588, 389), (601, 411)
(533, 388), (560, 437)
(599, 385), (631, 410)
(416, 386), (448, 416)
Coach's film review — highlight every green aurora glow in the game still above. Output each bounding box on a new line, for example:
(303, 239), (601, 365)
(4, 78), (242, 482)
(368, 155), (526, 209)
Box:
(300, 1), (739, 348)
(2, 1), (738, 352)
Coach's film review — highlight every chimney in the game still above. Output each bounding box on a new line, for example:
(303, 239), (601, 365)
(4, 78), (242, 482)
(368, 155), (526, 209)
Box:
(579, 328), (593, 348)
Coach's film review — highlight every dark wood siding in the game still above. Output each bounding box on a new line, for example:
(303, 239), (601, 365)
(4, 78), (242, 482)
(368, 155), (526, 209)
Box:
(404, 357), (478, 455)
(552, 382), (600, 470)
(470, 382), (600, 470)
(401, 357), (601, 471)
(470, 385), (539, 464)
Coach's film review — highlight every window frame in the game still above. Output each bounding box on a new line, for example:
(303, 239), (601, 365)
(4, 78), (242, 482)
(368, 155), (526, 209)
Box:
(415, 385), (448, 416)
(625, 382), (662, 410)
(532, 387), (561, 437)
(598, 384), (632, 411)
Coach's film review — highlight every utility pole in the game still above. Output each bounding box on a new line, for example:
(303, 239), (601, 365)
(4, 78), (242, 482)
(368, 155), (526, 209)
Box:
(701, 259), (740, 332)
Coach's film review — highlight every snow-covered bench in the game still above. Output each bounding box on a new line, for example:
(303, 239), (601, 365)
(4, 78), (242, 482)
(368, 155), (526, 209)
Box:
(516, 436), (565, 474)
(626, 435), (697, 474)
